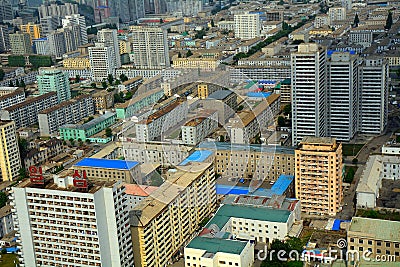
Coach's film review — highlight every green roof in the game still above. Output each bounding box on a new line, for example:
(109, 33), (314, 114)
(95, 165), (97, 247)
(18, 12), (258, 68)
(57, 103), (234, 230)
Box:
(206, 204), (290, 230)
(186, 236), (247, 255)
(281, 78), (291, 85)
(349, 217), (400, 242)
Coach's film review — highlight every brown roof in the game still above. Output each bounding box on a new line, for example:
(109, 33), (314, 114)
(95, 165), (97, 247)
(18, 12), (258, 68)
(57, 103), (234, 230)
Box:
(0, 88), (25, 102)
(4, 92), (57, 112)
(39, 94), (92, 114)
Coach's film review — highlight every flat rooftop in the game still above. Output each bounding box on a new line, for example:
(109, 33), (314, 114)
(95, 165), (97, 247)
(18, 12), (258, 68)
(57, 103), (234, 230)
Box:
(349, 217), (400, 242)
(198, 142), (295, 155)
(61, 112), (115, 131)
(179, 150), (214, 166)
(74, 158), (139, 170)
(124, 184), (158, 197)
(186, 236), (247, 255)
(207, 90), (234, 100)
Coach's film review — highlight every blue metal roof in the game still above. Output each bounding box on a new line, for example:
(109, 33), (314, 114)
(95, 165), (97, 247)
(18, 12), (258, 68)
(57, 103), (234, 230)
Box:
(270, 174), (294, 195)
(246, 92), (272, 98)
(179, 150), (214, 166)
(74, 158), (139, 170)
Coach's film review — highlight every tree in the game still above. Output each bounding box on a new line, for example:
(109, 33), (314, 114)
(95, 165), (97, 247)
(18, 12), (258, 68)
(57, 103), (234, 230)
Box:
(119, 74), (128, 82)
(178, 52), (182, 58)
(19, 168), (28, 179)
(186, 49), (193, 57)
(352, 158), (358, 164)
(278, 116), (286, 127)
(15, 79), (20, 87)
(107, 74), (114, 85)
(124, 91), (133, 100)
(75, 75), (81, 83)
(283, 104), (291, 115)
(114, 93), (124, 103)
(102, 80), (108, 89)
(20, 80), (25, 88)
(354, 13), (359, 27)
(0, 68), (4, 81)
(105, 128), (112, 137)
(9, 81), (14, 87)
(385, 11), (393, 30)
(0, 192), (7, 208)
(115, 79), (121, 85)
(211, 19), (215, 27)
(159, 18), (163, 24)
(91, 82), (97, 88)
(18, 138), (28, 160)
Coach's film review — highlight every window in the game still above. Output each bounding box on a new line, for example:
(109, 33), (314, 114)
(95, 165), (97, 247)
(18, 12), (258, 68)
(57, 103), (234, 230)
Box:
(377, 241), (382, 246)
(368, 240), (372, 245)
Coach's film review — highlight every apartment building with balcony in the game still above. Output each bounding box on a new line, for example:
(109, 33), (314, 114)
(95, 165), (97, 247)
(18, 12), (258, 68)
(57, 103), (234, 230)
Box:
(0, 120), (21, 182)
(92, 90), (114, 112)
(0, 92), (58, 129)
(73, 158), (141, 184)
(115, 89), (163, 119)
(130, 155), (216, 267)
(0, 88), (26, 110)
(295, 137), (343, 216)
(347, 217), (400, 262)
(135, 100), (188, 142)
(11, 177), (134, 267)
(38, 94), (94, 136)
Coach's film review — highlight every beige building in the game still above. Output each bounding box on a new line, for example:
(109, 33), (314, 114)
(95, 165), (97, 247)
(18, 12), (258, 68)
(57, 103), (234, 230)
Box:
(0, 120), (21, 181)
(9, 32), (32, 55)
(92, 90), (114, 111)
(62, 56), (91, 69)
(347, 217), (400, 261)
(198, 83), (224, 99)
(295, 137), (343, 216)
(73, 158), (142, 184)
(130, 159), (216, 267)
(119, 39), (131, 55)
(173, 57), (220, 71)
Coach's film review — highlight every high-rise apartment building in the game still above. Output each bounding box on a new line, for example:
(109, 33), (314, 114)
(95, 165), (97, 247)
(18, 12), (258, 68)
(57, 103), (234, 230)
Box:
(130, 26), (170, 69)
(48, 30), (66, 58)
(327, 52), (359, 141)
(37, 68), (71, 103)
(108, 0), (145, 22)
(9, 32), (32, 55)
(40, 16), (58, 37)
(130, 156), (216, 267)
(0, 0), (13, 21)
(89, 42), (117, 81)
(234, 13), (261, 40)
(295, 137), (343, 216)
(20, 23), (41, 44)
(0, 25), (10, 53)
(291, 43), (327, 145)
(359, 57), (388, 135)
(62, 14), (88, 45)
(0, 120), (21, 181)
(62, 25), (82, 52)
(328, 7), (346, 22)
(97, 29), (121, 68)
(11, 177), (134, 267)
(38, 2), (78, 19)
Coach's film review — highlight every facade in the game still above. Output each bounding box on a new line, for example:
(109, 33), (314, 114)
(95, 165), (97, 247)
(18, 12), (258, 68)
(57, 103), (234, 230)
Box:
(73, 158), (141, 184)
(37, 68), (71, 103)
(38, 2), (78, 19)
(199, 141), (295, 182)
(327, 7), (346, 22)
(295, 137), (343, 216)
(185, 237), (253, 267)
(172, 58), (220, 71)
(124, 184), (159, 209)
(327, 52), (359, 141)
(130, 160), (216, 267)
(115, 89), (163, 119)
(0, 92), (58, 129)
(20, 23), (41, 44)
(0, 120), (21, 181)
(10, 32), (32, 55)
(0, 25), (10, 53)
(92, 90), (114, 111)
(234, 13), (261, 40)
(97, 29), (121, 68)
(130, 26), (170, 69)
(59, 112), (117, 142)
(291, 43), (327, 145)
(135, 100), (188, 142)
(0, 0), (12, 22)
(230, 66), (291, 83)
(38, 94), (94, 136)
(23, 138), (63, 169)
(182, 110), (218, 145)
(203, 90), (237, 123)
(63, 56), (90, 69)
(0, 88), (26, 110)
(280, 78), (291, 104)
(198, 83), (225, 100)
(33, 38), (50, 55)
(89, 43), (117, 82)
(118, 76), (143, 92)
(0, 205), (13, 239)
(347, 217), (400, 262)
(356, 155), (382, 208)
(39, 16), (58, 37)
(11, 177), (134, 267)
(359, 57), (388, 135)
(48, 30), (66, 59)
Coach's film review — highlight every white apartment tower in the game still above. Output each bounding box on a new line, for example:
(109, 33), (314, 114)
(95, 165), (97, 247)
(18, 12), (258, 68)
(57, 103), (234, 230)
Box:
(328, 7), (346, 22)
(62, 14), (88, 45)
(359, 57), (388, 135)
(234, 13), (261, 40)
(130, 26), (170, 69)
(97, 29), (121, 68)
(11, 177), (134, 267)
(291, 43), (327, 144)
(327, 52), (359, 141)
(89, 43), (117, 81)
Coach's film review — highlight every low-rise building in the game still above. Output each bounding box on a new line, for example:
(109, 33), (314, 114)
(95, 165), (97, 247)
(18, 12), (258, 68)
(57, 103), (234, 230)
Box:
(59, 112), (117, 142)
(115, 89), (163, 119)
(181, 110), (218, 145)
(73, 158), (141, 184)
(92, 90), (114, 111)
(0, 92), (58, 129)
(117, 76), (143, 93)
(38, 94), (94, 136)
(203, 90), (237, 123)
(124, 184), (158, 209)
(347, 217), (400, 261)
(24, 138), (63, 169)
(198, 83), (225, 99)
(172, 57), (220, 71)
(356, 155), (383, 209)
(62, 56), (90, 69)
